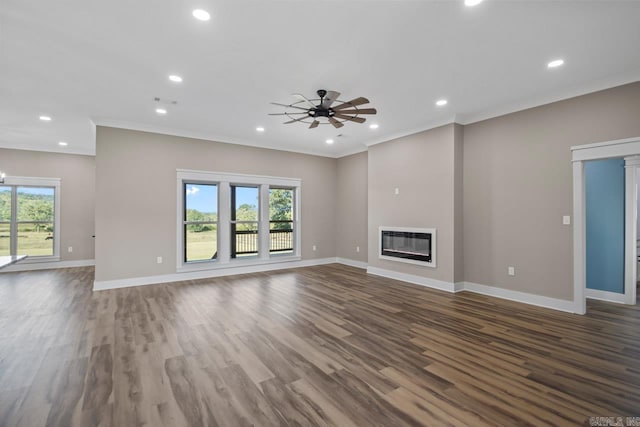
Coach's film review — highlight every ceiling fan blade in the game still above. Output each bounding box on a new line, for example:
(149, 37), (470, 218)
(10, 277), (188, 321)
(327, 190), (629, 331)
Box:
(292, 93), (317, 109)
(321, 91), (341, 108)
(334, 114), (366, 124)
(328, 117), (344, 129)
(270, 102), (309, 111)
(268, 112), (308, 115)
(267, 112), (309, 116)
(283, 116), (310, 124)
(332, 97), (370, 110)
(335, 108), (377, 115)
(309, 120), (319, 129)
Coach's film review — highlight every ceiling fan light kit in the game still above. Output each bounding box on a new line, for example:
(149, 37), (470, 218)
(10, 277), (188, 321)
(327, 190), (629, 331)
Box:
(270, 89), (377, 129)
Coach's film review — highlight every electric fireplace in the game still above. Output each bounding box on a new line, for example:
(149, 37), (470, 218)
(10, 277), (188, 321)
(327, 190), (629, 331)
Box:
(379, 227), (436, 267)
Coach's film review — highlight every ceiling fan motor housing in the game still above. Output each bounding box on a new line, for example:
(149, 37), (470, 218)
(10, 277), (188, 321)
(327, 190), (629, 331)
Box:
(310, 108), (335, 118)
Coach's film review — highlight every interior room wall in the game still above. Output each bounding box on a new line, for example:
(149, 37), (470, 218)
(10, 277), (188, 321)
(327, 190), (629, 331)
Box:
(367, 124), (459, 283)
(95, 127), (337, 282)
(463, 82), (640, 300)
(453, 124), (464, 283)
(335, 151), (368, 264)
(0, 148), (95, 262)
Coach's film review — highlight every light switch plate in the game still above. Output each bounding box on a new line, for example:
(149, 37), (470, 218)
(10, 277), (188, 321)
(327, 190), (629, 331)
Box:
(563, 215), (571, 225)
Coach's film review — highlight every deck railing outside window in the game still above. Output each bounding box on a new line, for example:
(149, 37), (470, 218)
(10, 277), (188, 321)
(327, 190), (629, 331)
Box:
(233, 221), (293, 256)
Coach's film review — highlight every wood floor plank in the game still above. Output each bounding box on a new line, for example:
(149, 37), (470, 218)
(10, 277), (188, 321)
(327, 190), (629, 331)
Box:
(164, 356), (205, 427)
(288, 378), (360, 427)
(0, 264), (639, 426)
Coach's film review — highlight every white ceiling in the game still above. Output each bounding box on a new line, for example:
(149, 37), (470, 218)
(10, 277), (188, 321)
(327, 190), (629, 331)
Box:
(1, 0), (639, 158)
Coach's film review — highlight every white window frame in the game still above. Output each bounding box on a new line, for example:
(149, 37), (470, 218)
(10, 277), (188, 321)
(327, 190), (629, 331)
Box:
(1, 176), (61, 263)
(268, 186), (297, 258)
(176, 169), (301, 273)
(229, 184), (260, 260)
(182, 181), (219, 264)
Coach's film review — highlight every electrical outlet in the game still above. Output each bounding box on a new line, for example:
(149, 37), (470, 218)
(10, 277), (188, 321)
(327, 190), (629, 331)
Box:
(312, 245), (317, 252)
(157, 256), (163, 264)
(356, 246), (360, 253)
(68, 246), (73, 253)
(394, 187), (400, 195)
(508, 266), (515, 276)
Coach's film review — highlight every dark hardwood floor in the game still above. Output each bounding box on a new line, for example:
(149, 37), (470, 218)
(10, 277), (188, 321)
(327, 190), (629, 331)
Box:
(0, 264), (639, 426)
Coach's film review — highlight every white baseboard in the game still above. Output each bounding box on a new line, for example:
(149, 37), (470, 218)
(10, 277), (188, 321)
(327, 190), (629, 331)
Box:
(366, 266), (458, 293)
(460, 281), (577, 313)
(93, 257), (338, 291)
(362, 266), (576, 313)
(585, 288), (627, 304)
(336, 257), (367, 269)
(0, 259), (95, 272)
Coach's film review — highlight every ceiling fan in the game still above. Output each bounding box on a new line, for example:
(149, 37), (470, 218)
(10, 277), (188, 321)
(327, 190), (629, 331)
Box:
(270, 89), (377, 129)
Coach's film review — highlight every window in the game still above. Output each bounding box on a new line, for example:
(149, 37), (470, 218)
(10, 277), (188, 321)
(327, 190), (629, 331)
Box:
(184, 183), (218, 262)
(269, 187), (294, 255)
(177, 170), (300, 271)
(0, 177), (60, 260)
(230, 185), (259, 258)
(0, 186), (10, 256)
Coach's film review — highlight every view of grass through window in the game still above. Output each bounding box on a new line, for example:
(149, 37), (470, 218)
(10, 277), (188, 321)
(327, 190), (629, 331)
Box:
(184, 183), (218, 262)
(183, 183), (295, 263)
(0, 186), (55, 257)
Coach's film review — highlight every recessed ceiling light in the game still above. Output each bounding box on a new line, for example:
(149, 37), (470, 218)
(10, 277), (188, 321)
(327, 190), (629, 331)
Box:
(256, 127), (265, 132)
(192, 9), (210, 21)
(326, 139), (334, 144)
(169, 75), (183, 83)
(39, 115), (52, 121)
(547, 59), (564, 68)
(369, 124), (379, 129)
(58, 141), (68, 146)
(436, 99), (448, 106)
(156, 108), (167, 115)
(465, 0), (483, 6)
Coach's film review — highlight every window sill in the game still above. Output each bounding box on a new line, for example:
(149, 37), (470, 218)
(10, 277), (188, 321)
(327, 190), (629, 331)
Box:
(20, 256), (60, 264)
(177, 254), (301, 273)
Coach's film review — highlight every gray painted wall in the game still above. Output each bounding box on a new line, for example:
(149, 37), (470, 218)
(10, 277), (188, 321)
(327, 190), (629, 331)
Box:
(453, 124), (464, 283)
(336, 152), (368, 263)
(463, 82), (640, 300)
(0, 148), (95, 262)
(95, 127), (337, 281)
(367, 124), (458, 283)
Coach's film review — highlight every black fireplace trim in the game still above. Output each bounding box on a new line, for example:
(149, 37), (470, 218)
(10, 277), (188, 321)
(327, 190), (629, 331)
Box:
(378, 227), (437, 268)
(381, 231), (432, 262)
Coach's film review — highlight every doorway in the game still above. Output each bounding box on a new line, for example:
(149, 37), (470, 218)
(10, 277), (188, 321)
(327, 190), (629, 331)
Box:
(572, 137), (640, 314)
(584, 158), (625, 301)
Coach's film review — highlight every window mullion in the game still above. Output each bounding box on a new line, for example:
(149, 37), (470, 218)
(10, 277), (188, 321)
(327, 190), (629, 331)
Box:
(218, 182), (230, 263)
(259, 184), (270, 259)
(294, 187), (300, 257)
(10, 186), (17, 256)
